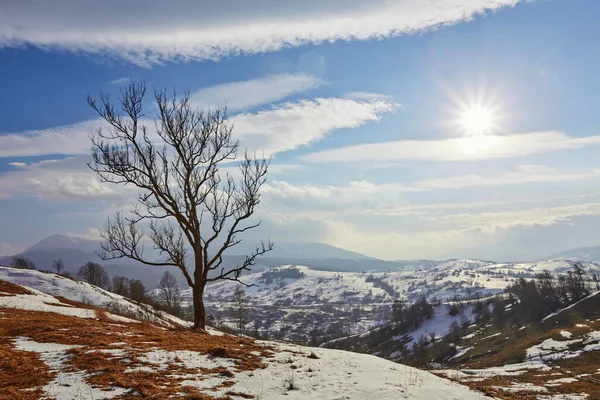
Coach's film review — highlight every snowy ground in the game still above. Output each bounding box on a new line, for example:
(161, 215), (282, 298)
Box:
(1, 267), (488, 399)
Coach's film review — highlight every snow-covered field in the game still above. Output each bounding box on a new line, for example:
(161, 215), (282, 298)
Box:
(0, 267), (489, 399)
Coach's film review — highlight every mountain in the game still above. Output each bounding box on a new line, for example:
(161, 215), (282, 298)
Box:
(0, 234), (103, 272)
(25, 234), (101, 254)
(0, 266), (486, 400)
(252, 241), (373, 260)
(549, 245), (600, 261)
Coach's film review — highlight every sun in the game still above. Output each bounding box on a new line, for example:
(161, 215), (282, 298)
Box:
(460, 104), (497, 136)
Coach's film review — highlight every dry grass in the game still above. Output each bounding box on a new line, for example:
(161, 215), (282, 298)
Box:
(0, 280), (33, 296)
(436, 317), (600, 399)
(0, 290), (274, 399)
(0, 338), (53, 400)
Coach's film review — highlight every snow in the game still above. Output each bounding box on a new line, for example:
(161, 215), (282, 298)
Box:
(493, 382), (547, 393)
(14, 337), (127, 400)
(219, 343), (486, 400)
(526, 338), (583, 362)
(105, 314), (139, 324)
(0, 290), (98, 319)
(561, 330), (573, 338)
(524, 329), (600, 362)
(0, 266), (187, 327)
(137, 348), (236, 371)
(546, 377), (579, 385)
(391, 305), (474, 349)
(480, 332), (501, 340)
(389, 350), (402, 359)
(2, 269), (489, 400)
(449, 346), (473, 361)
(437, 361), (550, 381)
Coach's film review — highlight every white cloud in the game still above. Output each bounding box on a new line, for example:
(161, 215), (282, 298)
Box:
(255, 173), (600, 259)
(302, 131), (600, 164)
(109, 77), (132, 85)
(264, 198), (600, 260)
(0, 243), (23, 257)
(262, 180), (422, 213)
(9, 162), (27, 168)
(416, 165), (600, 189)
(319, 201), (600, 260)
(0, 0), (522, 66)
(191, 73), (324, 111)
(261, 166), (600, 215)
(0, 120), (104, 158)
(0, 96), (397, 158)
(424, 202), (600, 231)
(233, 97), (399, 156)
(0, 157), (121, 200)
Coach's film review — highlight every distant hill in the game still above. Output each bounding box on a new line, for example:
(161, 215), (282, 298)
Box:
(25, 234), (100, 254)
(260, 241), (373, 260)
(0, 234), (103, 272)
(548, 245), (600, 261)
(0, 234), (392, 287)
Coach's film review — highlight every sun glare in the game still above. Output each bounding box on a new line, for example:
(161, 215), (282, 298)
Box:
(460, 105), (496, 136)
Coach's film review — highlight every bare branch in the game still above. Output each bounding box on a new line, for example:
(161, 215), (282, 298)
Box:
(87, 81), (272, 330)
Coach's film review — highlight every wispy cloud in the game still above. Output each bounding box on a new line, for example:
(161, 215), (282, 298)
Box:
(191, 73), (324, 111)
(263, 180), (422, 213)
(0, 120), (104, 158)
(0, 0), (522, 66)
(0, 95), (398, 158)
(109, 77), (132, 85)
(233, 97), (399, 156)
(0, 157), (122, 200)
(257, 199), (600, 260)
(416, 165), (600, 189)
(302, 131), (600, 164)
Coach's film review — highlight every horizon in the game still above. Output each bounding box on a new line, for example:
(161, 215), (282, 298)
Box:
(2, 0), (600, 261)
(3, 232), (596, 264)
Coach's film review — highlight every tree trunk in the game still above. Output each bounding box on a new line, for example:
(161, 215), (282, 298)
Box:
(192, 284), (206, 331)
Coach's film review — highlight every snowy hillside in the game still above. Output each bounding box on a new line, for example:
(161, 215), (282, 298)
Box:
(191, 259), (599, 343)
(434, 291), (600, 399)
(0, 266), (186, 327)
(0, 268), (487, 399)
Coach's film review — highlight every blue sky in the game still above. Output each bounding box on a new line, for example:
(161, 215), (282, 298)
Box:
(1, 0), (600, 261)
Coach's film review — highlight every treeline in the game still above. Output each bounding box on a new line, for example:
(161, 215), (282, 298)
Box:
(390, 297), (434, 331)
(365, 274), (397, 297)
(259, 266), (305, 284)
(506, 262), (598, 322)
(367, 297), (435, 350)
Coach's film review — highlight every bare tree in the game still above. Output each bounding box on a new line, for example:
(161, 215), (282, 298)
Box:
(87, 81), (272, 330)
(230, 287), (249, 333)
(11, 256), (36, 270)
(129, 279), (147, 302)
(77, 261), (110, 289)
(158, 271), (181, 311)
(112, 275), (130, 297)
(52, 259), (65, 275)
